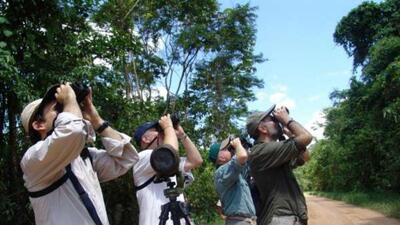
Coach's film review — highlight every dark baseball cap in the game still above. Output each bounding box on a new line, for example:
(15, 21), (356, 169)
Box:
(133, 121), (159, 146)
(246, 104), (276, 139)
(208, 143), (221, 164)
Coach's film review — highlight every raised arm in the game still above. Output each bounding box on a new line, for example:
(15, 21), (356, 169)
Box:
(22, 84), (87, 190)
(81, 88), (121, 140)
(159, 114), (179, 151)
(176, 125), (203, 172)
(231, 137), (248, 165)
(283, 127), (311, 164)
(214, 139), (248, 188)
(81, 89), (139, 182)
(274, 106), (313, 149)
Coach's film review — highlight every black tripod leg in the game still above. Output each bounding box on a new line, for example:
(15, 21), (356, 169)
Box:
(159, 204), (170, 225)
(179, 202), (191, 225)
(170, 202), (181, 225)
(183, 216), (191, 225)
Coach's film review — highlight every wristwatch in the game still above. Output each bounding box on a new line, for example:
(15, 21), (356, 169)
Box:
(96, 121), (110, 133)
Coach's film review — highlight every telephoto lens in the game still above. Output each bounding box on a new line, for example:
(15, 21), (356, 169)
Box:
(150, 144), (180, 178)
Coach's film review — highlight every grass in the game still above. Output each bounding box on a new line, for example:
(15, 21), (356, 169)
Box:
(308, 191), (400, 219)
(193, 215), (225, 225)
(214, 217), (225, 225)
(207, 216), (225, 225)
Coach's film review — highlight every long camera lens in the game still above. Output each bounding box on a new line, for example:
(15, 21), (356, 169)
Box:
(150, 144), (180, 178)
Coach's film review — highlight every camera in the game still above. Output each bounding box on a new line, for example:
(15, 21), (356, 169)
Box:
(270, 106), (289, 141)
(70, 82), (90, 104)
(42, 82), (90, 114)
(149, 113), (182, 179)
(45, 82), (90, 104)
(154, 113), (181, 132)
(221, 135), (253, 153)
(170, 113), (180, 129)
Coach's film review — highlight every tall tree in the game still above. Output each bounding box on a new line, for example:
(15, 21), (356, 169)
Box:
(188, 4), (264, 146)
(304, 0), (400, 192)
(0, 0), (265, 224)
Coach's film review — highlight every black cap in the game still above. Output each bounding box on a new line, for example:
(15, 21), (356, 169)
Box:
(133, 121), (159, 146)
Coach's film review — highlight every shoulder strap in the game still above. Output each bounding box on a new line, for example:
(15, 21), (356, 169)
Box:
(66, 164), (103, 225)
(27, 147), (93, 198)
(28, 172), (69, 198)
(26, 148), (102, 225)
(135, 175), (156, 191)
(80, 147), (93, 165)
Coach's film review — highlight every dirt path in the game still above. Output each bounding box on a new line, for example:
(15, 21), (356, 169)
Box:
(306, 194), (400, 225)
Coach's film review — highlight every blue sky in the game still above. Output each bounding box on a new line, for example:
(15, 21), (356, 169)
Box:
(220, 0), (373, 139)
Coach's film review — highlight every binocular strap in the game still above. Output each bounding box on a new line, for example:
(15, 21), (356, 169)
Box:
(27, 149), (102, 225)
(135, 175), (156, 191)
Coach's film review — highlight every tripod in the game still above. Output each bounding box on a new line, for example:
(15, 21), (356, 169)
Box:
(158, 178), (191, 225)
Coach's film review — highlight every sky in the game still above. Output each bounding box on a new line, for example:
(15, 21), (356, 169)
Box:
(219, 0), (373, 139)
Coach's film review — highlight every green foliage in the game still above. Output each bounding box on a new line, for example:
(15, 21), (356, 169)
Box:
(306, 0), (400, 193)
(0, 0), (263, 224)
(185, 152), (219, 224)
(188, 4), (264, 146)
(334, 0), (400, 69)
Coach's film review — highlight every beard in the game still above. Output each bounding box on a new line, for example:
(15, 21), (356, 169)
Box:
(269, 122), (283, 140)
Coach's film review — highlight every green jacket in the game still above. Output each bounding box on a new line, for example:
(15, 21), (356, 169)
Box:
(249, 138), (307, 225)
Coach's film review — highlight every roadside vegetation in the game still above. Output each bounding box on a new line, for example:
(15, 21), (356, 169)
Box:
(296, 1), (400, 214)
(309, 191), (400, 219)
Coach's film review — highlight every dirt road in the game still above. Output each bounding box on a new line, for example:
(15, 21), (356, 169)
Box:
(306, 194), (400, 225)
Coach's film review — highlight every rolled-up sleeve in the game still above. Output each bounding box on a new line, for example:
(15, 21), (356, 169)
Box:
(90, 132), (139, 182)
(250, 138), (300, 171)
(215, 157), (243, 191)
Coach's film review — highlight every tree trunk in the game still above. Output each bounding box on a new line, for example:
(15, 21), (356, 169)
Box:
(7, 91), (19, 193)
(122, 55), (133, 99)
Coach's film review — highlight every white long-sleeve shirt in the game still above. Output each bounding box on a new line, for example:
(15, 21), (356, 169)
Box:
(133, 149), (194, 225)
(20, 112), (139, 225)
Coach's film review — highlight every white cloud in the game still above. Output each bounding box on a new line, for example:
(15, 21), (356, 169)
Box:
(141, 85), (168, 101)
(155, 85), (168, 99)
(305, 111), (326, 140)
(255, 91), (268, 102)
(270, 74), (279, 80)
(270, 92), (285, 102)
(93, 58), (112, 69)
(250, 84), (296, 111)
(269, 92), (296, 109)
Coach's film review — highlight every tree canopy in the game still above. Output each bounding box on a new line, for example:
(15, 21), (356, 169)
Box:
(303, 0), (400, 192)
(0, 0), (263, 224)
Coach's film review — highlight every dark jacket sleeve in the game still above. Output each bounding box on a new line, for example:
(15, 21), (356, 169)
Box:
(250, 139), (301, 172)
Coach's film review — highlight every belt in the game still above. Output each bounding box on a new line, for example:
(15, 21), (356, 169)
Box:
(271, 215), (306, 225)
(226, 216), (257, 225)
